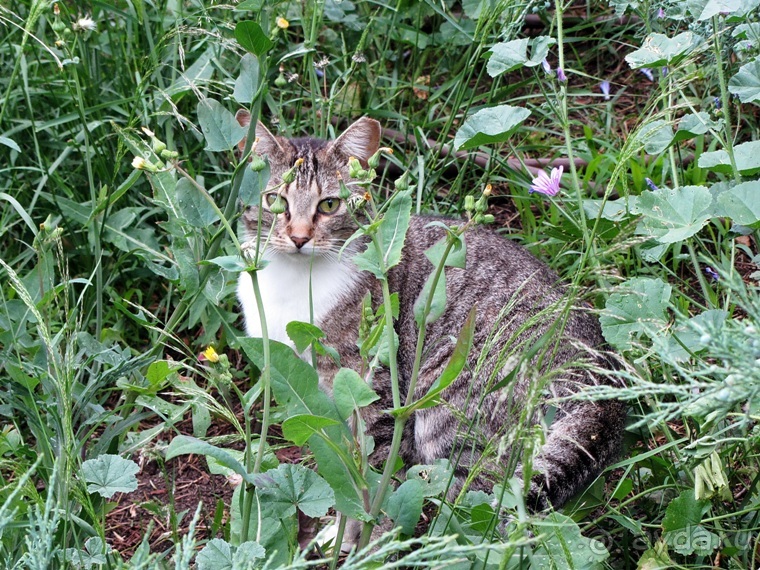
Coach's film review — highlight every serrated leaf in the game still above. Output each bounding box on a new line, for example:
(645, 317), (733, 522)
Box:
(286, 321), (325, 354)
(233, 53), (260, 104)
(662, 489), (717, 556)
(655, 310), (728, 362)
(697, 0), (760, 21)
(81, 454), (139, 498)
(634, 185), (713, 243)
(235, 21), (273, 56)
(728, 57), (760, 104)
(176, 178), (219, 227)
(600, 277), (672, 351)
(255, 463), (335, 518)
(715, 180), (760, 228)
(332, 368), (379, 420)
(281, 414), (340, 446)
(385, 479), (424, 535)
(674, 112), (720, 141)
(698, 140), (760, 176)
(197, 99), (246, 152)
(454, 105), (531, 150)
(533, 512), (609, 567)
(353, 190), (412, 277)
(635, 119), (674, 154)
(196, 538), (265, 570)
(406, 460), (454, 497)
(486, 36), (556, 77)
(203, 255), (248, 272)
(625, 32), (702, 68)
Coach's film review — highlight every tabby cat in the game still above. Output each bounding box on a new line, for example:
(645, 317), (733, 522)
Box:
(236, 111), (625, 516)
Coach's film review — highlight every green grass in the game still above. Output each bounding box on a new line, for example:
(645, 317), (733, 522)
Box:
(1, 0), (760, 567)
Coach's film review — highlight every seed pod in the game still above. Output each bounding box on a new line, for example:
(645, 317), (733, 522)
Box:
(250, 154), (267, 172)
(270, 195), (287, 214)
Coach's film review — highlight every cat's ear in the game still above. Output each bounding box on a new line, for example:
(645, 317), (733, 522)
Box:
(329, 117), (381, 166)
(235, 110), (286, 159)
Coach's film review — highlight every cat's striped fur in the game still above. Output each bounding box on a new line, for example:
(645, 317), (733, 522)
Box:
(236, 112), (626, 515)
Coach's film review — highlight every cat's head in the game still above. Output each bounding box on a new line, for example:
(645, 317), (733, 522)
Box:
(237, 111), (381, 259)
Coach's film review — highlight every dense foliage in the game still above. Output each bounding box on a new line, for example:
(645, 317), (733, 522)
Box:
(1, 0), (760, 568)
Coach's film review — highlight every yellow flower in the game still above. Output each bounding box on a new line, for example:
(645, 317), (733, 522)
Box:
(276, 16), (289, 29)
(201, 346), (220, 363)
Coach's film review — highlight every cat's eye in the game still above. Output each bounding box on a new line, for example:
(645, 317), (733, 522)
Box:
(317, 198), (340, 215)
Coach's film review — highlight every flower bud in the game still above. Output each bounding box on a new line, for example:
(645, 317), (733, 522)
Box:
(394, 171), (410, 191)
(338, 179), (351, 200)
(282, 158), (303, 184)
(250, 154), (267, 172)
(274, 73), (287, 88)
(348, 157), (363, 179)
(151, 138), (167, 154)
(160, 149), (179, 160)
(482, 214), (495, 224)
(367, 147), (391, 169)
(464, 195), (475, 211)
(132, 156), (159, 173)
(270, 195), (287, 214)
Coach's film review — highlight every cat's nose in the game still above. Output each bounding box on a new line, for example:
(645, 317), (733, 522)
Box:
(290, 236), (310, 249)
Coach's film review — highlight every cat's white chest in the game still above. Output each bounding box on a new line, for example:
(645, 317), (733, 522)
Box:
(237, 255), (358, 348)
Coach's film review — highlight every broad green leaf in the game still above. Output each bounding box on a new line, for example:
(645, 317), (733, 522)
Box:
(413, 268), (447, 327)
(281, 414), (340, 446)
(197, 99), (246, 152)
(532, 512), (609, 567)
(698, 140), (760, 175)
(385, 479), (424, 536)
(697, 0), (760, 21)
(204, 255), (248, 272)
(235, 21), (273, 56)
(233, 53), (260, 104)
(196, 539), (266, 570)
(255, 464), (335, 518)
(454, 105), (531, 150)
(206, 445), (278, 477)
(286, 321), (325, 353)
(414, 234), (465, 326)
(146, 360), (180, 387)
(63, 537), (110, 569)
(229, 485), (292, 568)
(176, 178), (219, 227)
(165, 435), (253, 483)
(600, 277), (672, 351)
(625, 32), (702, 68)
(715, 180), (760, 228)
(674, 112), (721, 142)
(662, 490), (717, 556)
(164, 47), (214, 97)
(634, 185), (713, 243)
(583, 197), (638, 222)
(487, 36), (556, 77)
(728, 57), (760, 104)
(486, 38), (529, 76)
(353, 190), (412, 277)
(400, 306), (476, 415)
(635, 119), (673, 154)
(332, 368), (379, 420)
(238, 338), (368, 520)
(406, 460), (454, 497)
(609, 0), (641, 16)
(655, 310), (728, 362)
(81, 454), (139, 498)
(239, 161), (269, 207)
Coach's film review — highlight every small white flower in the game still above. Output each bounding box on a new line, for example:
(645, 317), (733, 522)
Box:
(73, 16), (96, 33)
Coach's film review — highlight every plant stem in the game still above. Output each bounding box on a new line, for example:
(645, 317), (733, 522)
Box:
(712, 16), (741, 183)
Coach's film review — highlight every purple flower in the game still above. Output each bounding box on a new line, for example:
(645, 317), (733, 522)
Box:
(714, 97), (721, 109)
(657, 7), (665, 18)
(557, 67), (567, 82)
(600, 80), (611, 100)
(541, 58), (551, 73)
(640, 68), (654, 81)
(704, 267), (719, 282)
(530, 165), (564, 196)
(645, 178), (659, 191)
